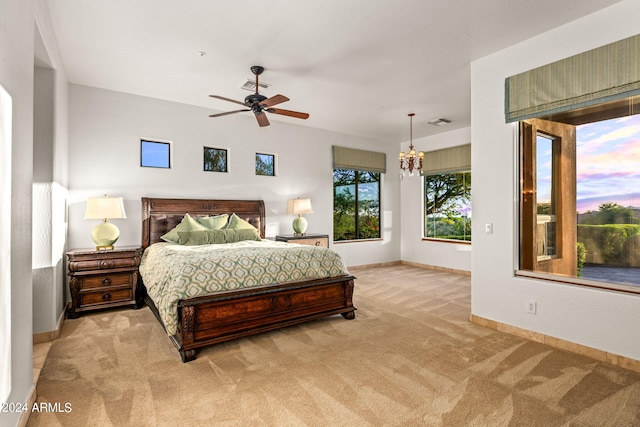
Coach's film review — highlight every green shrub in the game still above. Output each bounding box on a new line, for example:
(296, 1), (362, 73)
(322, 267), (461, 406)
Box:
(577, 224), (640, 266)
(576, 242), (587, 277)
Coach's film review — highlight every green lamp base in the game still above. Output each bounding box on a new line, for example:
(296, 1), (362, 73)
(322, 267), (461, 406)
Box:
(91, 221), (120, 250)
(292, 216), (308, 236)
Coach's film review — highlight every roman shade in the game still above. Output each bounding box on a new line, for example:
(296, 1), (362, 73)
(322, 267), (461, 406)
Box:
(421, 144), (471, 176)
(332, 146), (386, 173)
(505, 34), (640, 123)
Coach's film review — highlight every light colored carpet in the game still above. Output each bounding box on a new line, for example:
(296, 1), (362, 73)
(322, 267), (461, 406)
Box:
(29, 264), (640, 426)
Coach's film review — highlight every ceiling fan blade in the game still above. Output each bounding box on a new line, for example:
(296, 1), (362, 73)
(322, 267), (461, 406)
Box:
(260, 94), (289, 108)
(267, 108), (309, 120)
(255, 112), (270, 127)
(209, 95), (246, 107)
(209, 109), (250, 118)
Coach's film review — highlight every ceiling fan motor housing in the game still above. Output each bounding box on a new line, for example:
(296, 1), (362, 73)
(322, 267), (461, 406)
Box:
(250, 65), (264, 76)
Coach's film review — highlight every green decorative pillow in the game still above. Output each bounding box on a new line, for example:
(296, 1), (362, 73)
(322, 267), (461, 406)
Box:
(161, 213), (208, 243)
(195, 214), (229, 230)
(226, 213), (258, 231)
(177, 228), (261, 245)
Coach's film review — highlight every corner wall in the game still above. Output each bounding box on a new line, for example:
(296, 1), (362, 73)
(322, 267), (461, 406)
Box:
(471, 0), (640, 361)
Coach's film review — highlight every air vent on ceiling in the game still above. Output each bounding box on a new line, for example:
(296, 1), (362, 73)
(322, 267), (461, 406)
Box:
(241, 78), (271, 92)
(427, 118), (452, 126)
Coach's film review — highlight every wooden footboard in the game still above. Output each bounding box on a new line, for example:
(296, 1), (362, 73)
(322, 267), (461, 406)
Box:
(144, 275), (356, 362)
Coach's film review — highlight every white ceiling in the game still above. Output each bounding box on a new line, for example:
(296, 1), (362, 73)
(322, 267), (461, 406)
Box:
(44, 0), (620, 143)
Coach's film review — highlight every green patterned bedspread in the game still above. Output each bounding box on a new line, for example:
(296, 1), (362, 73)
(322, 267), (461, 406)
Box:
(139, 240), (350, 335)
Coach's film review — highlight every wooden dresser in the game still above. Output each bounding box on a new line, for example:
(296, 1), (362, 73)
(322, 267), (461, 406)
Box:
(276, 234), (329, 248)
(66, 246), (143, 318)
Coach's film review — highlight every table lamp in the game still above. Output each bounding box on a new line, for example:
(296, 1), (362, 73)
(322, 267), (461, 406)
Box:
(84, 195), (127, 250)
(287, 197), (313, 236)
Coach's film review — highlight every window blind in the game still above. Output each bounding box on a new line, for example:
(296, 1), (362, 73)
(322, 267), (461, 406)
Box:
(332, 146), (386, 173)
(421, 144), (471, 176)
(505, 34), (640, 123)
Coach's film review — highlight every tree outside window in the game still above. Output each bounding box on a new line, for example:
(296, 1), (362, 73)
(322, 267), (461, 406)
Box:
(204, 147), (228, 172)
(333, 169), (380, 241)
(424, 172), (471, 241)
(255, 153), (275, 176)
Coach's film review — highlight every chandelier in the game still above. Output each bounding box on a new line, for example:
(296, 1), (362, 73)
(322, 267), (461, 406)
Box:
(399, 113), (424, 177)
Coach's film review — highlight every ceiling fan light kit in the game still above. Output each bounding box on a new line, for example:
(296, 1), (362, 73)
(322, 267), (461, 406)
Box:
(209, 66), (309, 127)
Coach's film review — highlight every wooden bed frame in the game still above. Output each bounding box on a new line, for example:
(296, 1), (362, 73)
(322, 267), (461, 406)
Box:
(140, 197), (356, 362)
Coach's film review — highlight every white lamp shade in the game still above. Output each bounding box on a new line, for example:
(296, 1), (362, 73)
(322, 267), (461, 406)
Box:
(84, 196), (127, 220)
(287, 198), (313, 215)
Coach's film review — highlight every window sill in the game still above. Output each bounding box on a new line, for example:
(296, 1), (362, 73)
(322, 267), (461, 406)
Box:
(422, 238), (471, 245)
(333, 238), (383, 244)
(515, 269), (640, 295)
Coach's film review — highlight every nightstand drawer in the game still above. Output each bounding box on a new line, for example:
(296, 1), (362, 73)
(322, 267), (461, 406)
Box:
(79, 272), (133, 290)
(292, 237), (328, 247)
(276, 234), (329, 248)
(69, 257), (139, 272)
(80, 288), (133, 306)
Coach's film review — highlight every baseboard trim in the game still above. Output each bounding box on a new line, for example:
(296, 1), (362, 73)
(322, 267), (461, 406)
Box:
(17, 385), (36, 427)
(348, 260), (472, 276)
(470, 314), (640, 374)
(348, 260), (401, 270)
(400, 260), (471, 276)
(33, 304), (67, 344)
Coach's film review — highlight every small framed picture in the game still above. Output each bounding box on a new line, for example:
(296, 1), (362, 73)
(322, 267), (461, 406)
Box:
(255, 152), (276, 176)
(141, 139), (171, 168)
(204, 147), (228, 172)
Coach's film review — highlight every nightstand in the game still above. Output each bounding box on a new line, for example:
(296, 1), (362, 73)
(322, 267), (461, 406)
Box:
(66, 246), (143, 318)
(276, 234), (329, 248)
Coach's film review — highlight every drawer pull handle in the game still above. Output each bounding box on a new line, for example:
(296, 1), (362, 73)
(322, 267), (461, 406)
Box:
(99, 260), (114, 269)
(102, 293), (112, 301)
(102, 278), (112, 286)
(315, 241), (321, 246)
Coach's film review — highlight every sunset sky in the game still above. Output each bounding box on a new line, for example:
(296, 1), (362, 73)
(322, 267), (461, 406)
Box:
(576, 114), (640, 213)
(537, 114), (640, 213)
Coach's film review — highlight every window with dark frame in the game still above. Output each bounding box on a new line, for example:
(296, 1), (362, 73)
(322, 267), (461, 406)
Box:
(140, 139), (170, 168)
(333, 169), (381, 241)
(203, 147), (228, 172)
(255, 153), (275, 176)
(423, 171), (471, 242)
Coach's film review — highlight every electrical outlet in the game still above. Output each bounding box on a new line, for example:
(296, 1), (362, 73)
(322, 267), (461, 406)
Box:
(526, 300), (537, 315)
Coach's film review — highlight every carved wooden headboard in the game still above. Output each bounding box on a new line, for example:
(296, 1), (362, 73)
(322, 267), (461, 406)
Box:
(141, 197), (266, 249)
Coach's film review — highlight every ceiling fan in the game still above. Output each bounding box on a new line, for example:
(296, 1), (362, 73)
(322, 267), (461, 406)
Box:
(209, 66), (309, 127)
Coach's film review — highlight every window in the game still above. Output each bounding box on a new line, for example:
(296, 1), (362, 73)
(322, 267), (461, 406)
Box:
(140, 139), (170, 168)
(203, 147), (228, 172)
(424, 171), (471, 241)
(519, 97), (640, 291)
(333, 169), (380, 241)
(535, 134), (557, 259)
(507, 34), (640, 292)
(255, 153), (275, 176)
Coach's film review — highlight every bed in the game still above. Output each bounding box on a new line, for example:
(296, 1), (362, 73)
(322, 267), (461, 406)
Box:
(139, 197), (356, 362)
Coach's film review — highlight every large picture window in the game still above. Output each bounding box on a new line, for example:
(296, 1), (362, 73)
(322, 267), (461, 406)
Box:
(507, 34), (640, 293)
(519, 97), (640, 292)
(424, 172), (471, 241)
(333, 169), (380, 241)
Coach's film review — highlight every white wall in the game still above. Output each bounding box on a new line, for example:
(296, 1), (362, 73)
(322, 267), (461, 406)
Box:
(67, 84), (401, 268)
(471, 0), (640, 361)
(400, 127), (472, 272)
(32, 3), (70, 335)
(0, 0), (36, 425)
